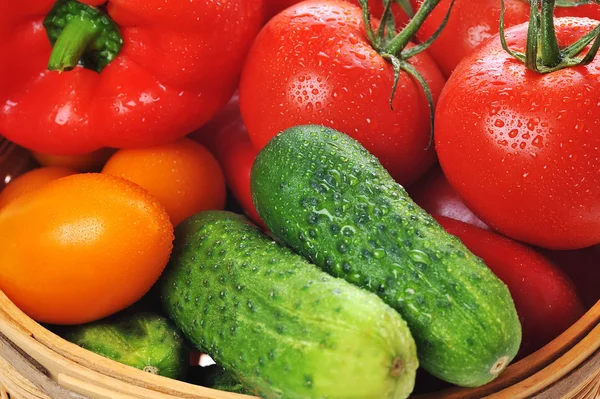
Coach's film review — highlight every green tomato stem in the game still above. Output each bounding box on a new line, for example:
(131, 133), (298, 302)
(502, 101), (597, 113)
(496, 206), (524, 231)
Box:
(539, 0), (562, 68)
(501, 0), (600, 73)
(383, 0), (442, 55)
(47, 16), (101, 72)
(396, 0), (415, 17)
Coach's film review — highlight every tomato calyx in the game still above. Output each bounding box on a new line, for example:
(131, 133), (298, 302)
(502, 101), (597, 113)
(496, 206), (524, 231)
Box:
(358, 0), (455, 149)
(500, 0), (600, 73)
(43, 0), (123, 73)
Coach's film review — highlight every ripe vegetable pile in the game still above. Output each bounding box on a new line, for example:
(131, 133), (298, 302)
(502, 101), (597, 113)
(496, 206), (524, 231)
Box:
(0, 0), (598, 398)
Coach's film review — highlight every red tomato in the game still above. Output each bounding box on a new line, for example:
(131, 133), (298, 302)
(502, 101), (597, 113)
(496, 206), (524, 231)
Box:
(435, 19), (600, 250)
(348, 0), (414, 28)
(544, 245), (600, 309)
(555, 3), (600, 19)
(436, 216), (586, 358)
(412, 0), (530, 77)
(411, 0), (600, 78)
(265, 0), (304, 20)
(408, 166), (488, 229)
(189, 94), (264, 228)
(240, 0), (445, 186)
(266, 0), (413, 26)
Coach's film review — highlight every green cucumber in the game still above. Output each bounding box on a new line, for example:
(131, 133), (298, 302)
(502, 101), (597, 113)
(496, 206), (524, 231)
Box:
(160, 211), (418, 399)
(210, 367), (251, 395)
(250, 125), (522, 387)
(62, 312), (189, 380)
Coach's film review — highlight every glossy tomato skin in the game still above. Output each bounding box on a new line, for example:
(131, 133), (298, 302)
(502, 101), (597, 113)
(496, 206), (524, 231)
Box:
(435, 18), (600, 250)
(0, 173), (173, 325)
(408, 166), (488, 229)
(0, 166), (77, 208)
(411, 0), (600, 78)
(240, 0), (445, 186)
(189, 94), (264, 228)
(412, 0), (529, 77)
(348, 0), (413, 28)
(31, 148), (116, 172)
(265, 0), (304, 20)
(266, 0), (413, 26)
(435, 216), (585, 358)
(555, 4), (600, 19)
(102, 138), (226, 227)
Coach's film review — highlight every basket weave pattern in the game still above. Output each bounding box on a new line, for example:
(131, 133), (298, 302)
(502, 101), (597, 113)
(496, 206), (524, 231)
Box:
(0, 294), (598, 399)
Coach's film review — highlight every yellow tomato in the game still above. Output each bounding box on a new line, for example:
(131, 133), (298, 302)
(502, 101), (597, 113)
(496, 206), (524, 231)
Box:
(0, 166), (77, 208)
(0, 173), (173, 325)
(102, 138), (226, 226)
(31, 148), (116, 172)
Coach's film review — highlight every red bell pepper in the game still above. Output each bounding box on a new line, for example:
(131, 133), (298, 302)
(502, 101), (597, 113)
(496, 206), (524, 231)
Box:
(190, 93), (265, 229)
(0, 0), (264, 155)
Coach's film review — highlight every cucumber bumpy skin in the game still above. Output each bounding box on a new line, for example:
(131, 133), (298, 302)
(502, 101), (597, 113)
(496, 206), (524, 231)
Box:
(251, 125), (522, 387)
(160, 211), (418, 399)
(63, 312), (189, 380)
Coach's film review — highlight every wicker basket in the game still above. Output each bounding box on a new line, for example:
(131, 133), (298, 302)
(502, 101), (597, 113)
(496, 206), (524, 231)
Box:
(0, 139), (598, 398)
(0, 289), (597, 399)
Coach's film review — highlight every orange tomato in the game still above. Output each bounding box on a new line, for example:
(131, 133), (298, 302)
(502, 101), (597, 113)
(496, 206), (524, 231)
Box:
(0, 166), (77, 208)
(0, 174), (173, 325)
(102, 138), (226, 226)
(31, 148), (116, 172)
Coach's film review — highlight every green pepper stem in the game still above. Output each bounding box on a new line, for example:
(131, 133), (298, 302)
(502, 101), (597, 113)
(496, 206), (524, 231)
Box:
(383, 0), (442, 55)
(48, 16), (101, 72)
(540, 0), (562, 67)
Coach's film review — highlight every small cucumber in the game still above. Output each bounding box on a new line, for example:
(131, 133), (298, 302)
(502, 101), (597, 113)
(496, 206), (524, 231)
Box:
(211, 367), (251, 395)
(160, 211), (418, 399)
(62, 312), (189, 380)
(188, 364), (250, 395)
(251, 125), (522, 387)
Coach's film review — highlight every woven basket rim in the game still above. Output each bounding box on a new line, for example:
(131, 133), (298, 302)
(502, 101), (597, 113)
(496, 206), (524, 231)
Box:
(0, 290), (598, 399)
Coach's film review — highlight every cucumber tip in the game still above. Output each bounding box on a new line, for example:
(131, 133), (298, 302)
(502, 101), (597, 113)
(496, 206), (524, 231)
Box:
(490, 356), (510, 376)
(391, 357), (404, 377)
